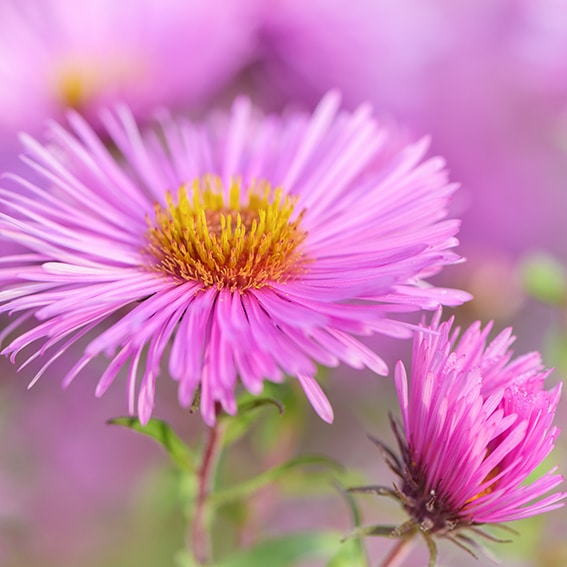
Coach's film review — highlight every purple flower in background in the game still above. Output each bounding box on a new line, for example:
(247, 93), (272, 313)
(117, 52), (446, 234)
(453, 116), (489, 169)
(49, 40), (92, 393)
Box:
(513, 0), (567, 97)
(0, 0), (254, 146)
(247, 0), (567, 266)
(0, 93), (469, 425)
(355, 313), (565, 562)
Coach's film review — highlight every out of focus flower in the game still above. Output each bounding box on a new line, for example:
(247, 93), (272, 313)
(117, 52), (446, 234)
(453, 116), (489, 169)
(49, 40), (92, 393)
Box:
(0, 0), (254, 147)
(247, 0), (567, 262)
(0, 92), (469, 425)
(352, 314), (565, 564)
(513, 0), (567, 97)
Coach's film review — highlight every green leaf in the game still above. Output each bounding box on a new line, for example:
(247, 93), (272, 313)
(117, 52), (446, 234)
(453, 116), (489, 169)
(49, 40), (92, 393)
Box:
(237, 396), (285, 414)
(108, 416), (195, 473)
(210, 454), (343, 507)
(519, 253), (567, 305)
(221, 396), (284, 447)
(216, 532), (343, 567)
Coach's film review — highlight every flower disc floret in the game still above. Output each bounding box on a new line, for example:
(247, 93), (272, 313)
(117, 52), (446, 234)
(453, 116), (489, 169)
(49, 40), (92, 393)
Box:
(145, 176), (307, 291)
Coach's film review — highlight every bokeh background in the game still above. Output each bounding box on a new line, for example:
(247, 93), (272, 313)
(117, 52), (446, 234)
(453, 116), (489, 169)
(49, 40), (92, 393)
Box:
(1, 0), (566, 565)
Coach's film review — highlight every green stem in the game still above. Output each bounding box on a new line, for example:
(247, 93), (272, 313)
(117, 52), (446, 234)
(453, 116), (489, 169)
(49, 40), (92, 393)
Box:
(191, 420), (223, 564)
(378, 536), (416, 567)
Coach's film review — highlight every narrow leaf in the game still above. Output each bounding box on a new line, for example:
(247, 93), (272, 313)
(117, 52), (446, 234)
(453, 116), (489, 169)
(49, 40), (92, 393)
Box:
(108, 416), (195, 473)
(238, 396), (285, 414)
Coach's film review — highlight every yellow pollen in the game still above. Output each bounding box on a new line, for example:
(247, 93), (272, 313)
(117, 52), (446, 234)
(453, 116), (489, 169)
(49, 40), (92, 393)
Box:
(144, 176), (308, 291)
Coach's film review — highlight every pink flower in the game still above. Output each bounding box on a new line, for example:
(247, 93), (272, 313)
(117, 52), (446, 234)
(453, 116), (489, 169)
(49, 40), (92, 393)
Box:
(372, 313), (565, 559)
(0, 0), (254, 146)
(247, 0), (567, 262)
(0, 93), (469, 425)
(513, 0), (567, 97)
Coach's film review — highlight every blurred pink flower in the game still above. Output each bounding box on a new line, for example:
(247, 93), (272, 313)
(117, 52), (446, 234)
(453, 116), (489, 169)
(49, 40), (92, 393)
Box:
(513, 0), (567, 97)
(372, 313), (566, 558)
(0, 93), (469, 426)
(247, 0), (567, 261)
(0, 0), (255, 147)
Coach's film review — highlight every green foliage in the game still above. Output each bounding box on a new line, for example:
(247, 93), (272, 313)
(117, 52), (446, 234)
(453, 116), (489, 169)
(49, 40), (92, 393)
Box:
(221, 396), (284, 447)
(215, 532), (344, 567)
(328, 485), (368, 567)
(544, 329), (567, 375)
(108, 417), (196, 473)
(211, 454), (343, 508)
(174, 550), (201, 567)
(108, 386), (351, 567)
(341, 524), (399, 541)
(520, 253), (567, 306)
(250, 381), (309, 454)
(327, 542), (366, 567)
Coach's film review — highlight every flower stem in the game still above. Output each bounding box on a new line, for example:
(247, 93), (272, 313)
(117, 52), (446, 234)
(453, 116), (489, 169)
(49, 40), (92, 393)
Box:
(191, 420), (223, 565)
(378, 536), (416, 567)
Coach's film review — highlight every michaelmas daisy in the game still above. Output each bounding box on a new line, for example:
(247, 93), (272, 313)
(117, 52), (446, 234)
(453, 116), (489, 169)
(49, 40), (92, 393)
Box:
(352, 313), (565, 564)
(0, 93), (469, 425)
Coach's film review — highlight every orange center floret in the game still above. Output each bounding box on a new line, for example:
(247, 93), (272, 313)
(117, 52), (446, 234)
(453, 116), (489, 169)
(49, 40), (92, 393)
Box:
(145, 176), (307, 291)
(465, 465), (501, 506)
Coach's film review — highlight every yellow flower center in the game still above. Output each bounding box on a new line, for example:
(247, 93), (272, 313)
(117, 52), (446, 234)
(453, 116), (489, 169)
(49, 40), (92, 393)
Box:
(59, 71), (87, 109)
(144, 176), (308, 291)
(54, 55), (146, 109)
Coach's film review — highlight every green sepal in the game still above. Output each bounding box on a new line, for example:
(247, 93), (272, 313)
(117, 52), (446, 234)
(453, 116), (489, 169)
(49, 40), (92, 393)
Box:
(347, 484), (399, 500)
(210, 454), (343, 507)
(221, 395), (284, 447)
(108, 416), (195, 473)
(422, 532), (438, 567)
(341, 524), (399, 542)
(215, 531), (343, 567)
(328, 483), (368, 567)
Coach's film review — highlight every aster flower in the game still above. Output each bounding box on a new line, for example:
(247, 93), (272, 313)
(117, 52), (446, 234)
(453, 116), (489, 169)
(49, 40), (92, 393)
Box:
(0, 0), (253, 146)
(350, 313), (565, 565)
(0, 92), (469, 425)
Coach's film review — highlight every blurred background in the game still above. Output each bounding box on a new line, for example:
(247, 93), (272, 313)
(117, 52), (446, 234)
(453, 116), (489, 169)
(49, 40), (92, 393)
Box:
(0, 0), (566, 565)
